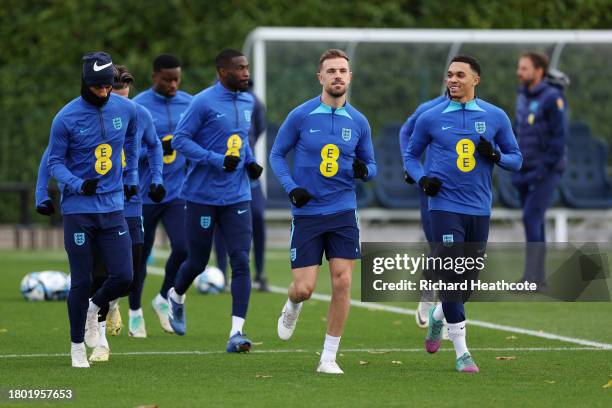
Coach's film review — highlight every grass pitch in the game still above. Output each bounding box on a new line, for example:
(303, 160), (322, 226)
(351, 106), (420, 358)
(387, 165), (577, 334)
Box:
(0, 249), (610, 407)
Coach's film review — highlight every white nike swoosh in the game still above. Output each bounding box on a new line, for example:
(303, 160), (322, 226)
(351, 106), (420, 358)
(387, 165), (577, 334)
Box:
(118, 231), (127, 236)
(442, 126), (453, 130)
(93, 61), (113, 72)
(237, 210), (248, 214)
(216, 113), (225, 118)
(309, 129), (320, 133)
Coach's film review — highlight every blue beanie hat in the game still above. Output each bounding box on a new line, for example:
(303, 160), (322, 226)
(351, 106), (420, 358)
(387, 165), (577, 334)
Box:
(82, 51), (115, 86)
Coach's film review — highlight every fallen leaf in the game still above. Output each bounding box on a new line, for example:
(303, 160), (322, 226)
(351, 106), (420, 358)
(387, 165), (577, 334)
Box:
(339, 353), (345, 357)
(321, 317), (327, 322)
(0, 329), (7, 333)
(316, 352), (321, 356)
(603, 380), (612, 388)
(368, 351), (390, 354)
(256, 374), (273, 379)
(505, 335), (517, 340)
(391, 360), (403, 365)
(496, 356), (517, 360)
(359, 361), (369, 365)
(545, 380), (556, 384)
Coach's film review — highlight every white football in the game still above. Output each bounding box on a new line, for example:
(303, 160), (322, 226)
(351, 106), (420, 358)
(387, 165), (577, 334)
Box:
(20, 271), (70, 301)
(195, 266), (226, 294)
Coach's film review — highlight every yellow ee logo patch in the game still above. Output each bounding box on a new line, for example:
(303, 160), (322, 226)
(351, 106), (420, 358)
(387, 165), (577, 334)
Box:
(556, 97), (564, 111)
(162, 134), (176, 164)
(225, 134), (242, 157)
(528, 113), (535, 125)
(122, 149), (126, 168)
(320, 143), (340, 177)
(94, 143), (113, 175)
(455, 138), (476, 173)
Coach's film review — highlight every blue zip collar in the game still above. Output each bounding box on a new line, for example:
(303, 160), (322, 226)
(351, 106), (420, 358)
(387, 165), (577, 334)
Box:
(442, 99), (485, 113)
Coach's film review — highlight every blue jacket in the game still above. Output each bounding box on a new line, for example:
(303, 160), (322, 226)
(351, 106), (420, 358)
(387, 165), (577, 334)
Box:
(514, 81), (567, 175)
(405, 99), (522, 216)
(172, 81), (256, 206)
(269, 97), (377, 216)
(133, 88), (192, 204)
(400, 95), (448, 172)
(124, 104), (164, 217)
(47, 94), (139, 215)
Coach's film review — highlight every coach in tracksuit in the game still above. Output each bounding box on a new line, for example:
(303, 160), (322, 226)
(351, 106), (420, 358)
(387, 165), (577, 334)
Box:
(166, 49), (263, 353)
(47, 52), (138, 368)
(513, 52), (568, 288)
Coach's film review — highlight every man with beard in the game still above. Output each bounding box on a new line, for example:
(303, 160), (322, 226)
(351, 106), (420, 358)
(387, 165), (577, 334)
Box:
(166, 49), (263, 353)
(269, 49), (377, 374)
(46, 52), (138, 367)
(513, 52), (568, 290)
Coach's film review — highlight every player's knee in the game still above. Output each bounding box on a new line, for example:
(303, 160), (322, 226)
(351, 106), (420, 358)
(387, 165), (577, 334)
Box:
(331, 271), (352, 293)
(228, 250), (250, 272)
(294, 282), (315, 301)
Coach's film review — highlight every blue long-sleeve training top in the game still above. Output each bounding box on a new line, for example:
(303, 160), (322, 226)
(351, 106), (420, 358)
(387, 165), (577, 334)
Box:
(47, 94), (138, 215)
(133, 88), (192, 204)
(404, 98), (522, 216)
(35, 147), (53, 207)
(269, 96), (377, 216)
(124, 104), (164, 217)
(172, 81), (256, 206)
(399, 95), (448, 172)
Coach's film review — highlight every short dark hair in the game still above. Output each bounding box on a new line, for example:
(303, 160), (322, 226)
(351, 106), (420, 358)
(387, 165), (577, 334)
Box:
(318, 49), (350, 71)
(450, 55), (481, 76)
(113, 64), (134, 89)
(153, 54), (181, 72)
(215, 49), (244, 70)
(521, 51), (549, 73)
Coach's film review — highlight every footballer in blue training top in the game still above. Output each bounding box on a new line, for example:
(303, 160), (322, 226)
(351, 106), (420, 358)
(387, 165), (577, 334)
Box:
(46, 52), (139, 368)
(132, 54), (192, 335)
(166, 49), (264, 354)
(269, 49), (377, 375)
(404, 55), (522, 373)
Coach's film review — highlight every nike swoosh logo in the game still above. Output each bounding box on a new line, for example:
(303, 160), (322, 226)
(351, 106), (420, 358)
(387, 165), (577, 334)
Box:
(216, 113), (226, 118)
(118, 231), (127, 236)
(237, 210), (248, 214)
(79, 128), (89, 133)
(93, 61), (113, 72)
(442, 126), (453, 130)
(309, 129), (320, 133)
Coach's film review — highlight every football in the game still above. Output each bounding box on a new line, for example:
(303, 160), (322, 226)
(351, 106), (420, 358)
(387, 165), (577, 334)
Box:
(194, 266), (226, 294)
(20, 271), (70, 301)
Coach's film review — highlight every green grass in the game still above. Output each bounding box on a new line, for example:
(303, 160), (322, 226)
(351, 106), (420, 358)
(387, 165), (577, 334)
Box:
(0, 249), (610, 407)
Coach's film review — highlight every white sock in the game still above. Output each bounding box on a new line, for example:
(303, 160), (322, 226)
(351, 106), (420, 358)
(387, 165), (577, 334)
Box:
(98, 322), (109, 348)
(447, 321), (469, 358)
(129, 308), (143, 318)
(320, 334), (341, 362)
(286, 298), (302, 313)
(230, 316), (245, 337)
(432, 303), (444, 321)
(155, 293), (167, 304)
(169, 288), (185, 304)
(88, 300), (100, 314)
(109, 299), (119, 311)
(71, 342), (85, 352)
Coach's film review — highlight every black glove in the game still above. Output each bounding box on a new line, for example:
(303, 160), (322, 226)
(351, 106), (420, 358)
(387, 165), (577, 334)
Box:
(162, 139), (174, 156)
(80, 178), (99, 196)
(289, 187), (312, 208)
(247, 162), (263, 179)
(148, 183), (166, 203)
(418, 176), (442, 197)
(353, 158), (368, 180)
(404, 171), (415, 185)
(36, 199), (55, 216)
(477, 136), (501, 163)
(223, 155), (241, 172)
(124, 184), (138, 201)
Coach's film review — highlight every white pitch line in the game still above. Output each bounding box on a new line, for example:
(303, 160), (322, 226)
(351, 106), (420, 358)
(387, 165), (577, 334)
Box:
(145, 266), (612, 350)
(0, 346), (606, 359)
